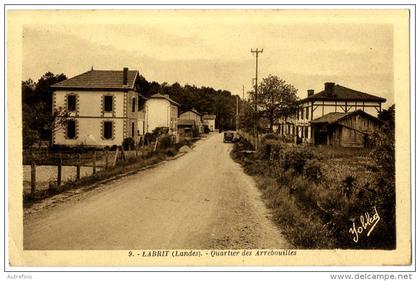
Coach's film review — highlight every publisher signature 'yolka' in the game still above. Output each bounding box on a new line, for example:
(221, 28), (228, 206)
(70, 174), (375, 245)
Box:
(349, 206), (380, 243)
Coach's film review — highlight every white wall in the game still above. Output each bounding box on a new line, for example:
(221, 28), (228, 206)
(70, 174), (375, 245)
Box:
(54, 90), (126, 117)
(145, 98), (171, 133)
(205, 120), (215, 131)
(53, 118), (124, 147)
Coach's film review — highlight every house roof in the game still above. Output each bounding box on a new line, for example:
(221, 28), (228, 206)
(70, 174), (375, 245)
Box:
(181, 108), (202, 116)
(301, 84), (386, 103)
(202, 114), (216, 120)
(148, 93), (180, 106)
(51, 69), (139, 90)
(310, 110), (382, 125)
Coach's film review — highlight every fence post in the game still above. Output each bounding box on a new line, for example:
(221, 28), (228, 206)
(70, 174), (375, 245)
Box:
(76, 153), (81, 180)
(105, 149), (109, 169)
(93, 150), (97, 174)
(30, 160), (36, 195)
(112, 147), (119, 167)
(121, 146), (126, 172)
(153, 139), (158, 152)
(135, 144), (138, 158)
(57, 153), (62, 187)
(121, 145), (126, 161)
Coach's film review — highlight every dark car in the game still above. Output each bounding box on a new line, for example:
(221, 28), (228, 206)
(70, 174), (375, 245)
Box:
(223, 131), (234, 143)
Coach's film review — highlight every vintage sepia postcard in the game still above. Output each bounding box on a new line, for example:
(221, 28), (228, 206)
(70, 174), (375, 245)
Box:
(6, 7), (413, 268)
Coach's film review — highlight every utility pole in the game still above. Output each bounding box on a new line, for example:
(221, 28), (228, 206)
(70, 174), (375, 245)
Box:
(251, 48), (263, 135)
(236, 95), (239, 131)
(242, 85), (245, 113)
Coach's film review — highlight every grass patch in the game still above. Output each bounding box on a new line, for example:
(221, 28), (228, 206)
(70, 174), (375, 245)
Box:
(232, 138), (395, 249)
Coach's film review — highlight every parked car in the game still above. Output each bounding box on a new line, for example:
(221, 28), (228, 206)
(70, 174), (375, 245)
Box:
(223, 131), (234, 143)
(233, 132), (241, 142)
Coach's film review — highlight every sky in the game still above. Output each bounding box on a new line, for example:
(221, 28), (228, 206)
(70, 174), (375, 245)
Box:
(22, 10), (395, 107)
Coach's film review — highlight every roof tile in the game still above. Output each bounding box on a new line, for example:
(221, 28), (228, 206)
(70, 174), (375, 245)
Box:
(303, 84), (386, 102)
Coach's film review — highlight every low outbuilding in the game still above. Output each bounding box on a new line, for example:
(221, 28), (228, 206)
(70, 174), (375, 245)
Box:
(310, 110), (382, 147)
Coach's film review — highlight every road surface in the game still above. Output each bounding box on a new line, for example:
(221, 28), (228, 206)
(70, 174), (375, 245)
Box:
(24, 133), (290, 250)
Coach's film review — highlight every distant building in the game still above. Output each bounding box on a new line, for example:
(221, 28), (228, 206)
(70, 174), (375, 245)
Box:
(145, 93), (179, 137)
(310, 110), (382, 147)
(178, 108), (203, 136)
(202, 114), (216, 132)
(51, 67), (145, 147)
(277, 82), (386, 144)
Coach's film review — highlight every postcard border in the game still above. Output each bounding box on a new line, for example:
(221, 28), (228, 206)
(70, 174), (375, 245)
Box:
(3, 3), (416, 273)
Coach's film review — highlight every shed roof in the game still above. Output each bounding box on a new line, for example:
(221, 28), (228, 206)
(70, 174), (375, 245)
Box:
(301, 84), (386, 103)
(180, 108), (202, 116)
(51, 69), (139, 90)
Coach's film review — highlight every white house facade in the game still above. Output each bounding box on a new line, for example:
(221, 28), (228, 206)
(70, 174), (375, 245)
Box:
(202, 114), (216, 131)
(145, 93), (179, 136)
(51, 68), (144, 147)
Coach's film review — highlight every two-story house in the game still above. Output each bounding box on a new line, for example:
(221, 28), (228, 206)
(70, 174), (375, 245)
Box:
(144, 93), (179, 137)
(51, 67), (144, 147)
(276, 82), (386, 144)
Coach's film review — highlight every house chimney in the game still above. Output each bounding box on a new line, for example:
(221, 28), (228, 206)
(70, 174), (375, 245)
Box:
(324, 82), (335, 96)
(307, 89), (314, 97)
(123, 67), (128, 85)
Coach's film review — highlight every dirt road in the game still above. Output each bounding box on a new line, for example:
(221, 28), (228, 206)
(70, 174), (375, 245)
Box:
(24, 133), (290, 250)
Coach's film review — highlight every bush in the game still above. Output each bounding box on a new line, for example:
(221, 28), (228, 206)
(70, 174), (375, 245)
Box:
(123, 137), (135, 150)
(159, 135), (173, 149)
(153, 127), (169, 136)
(263, 133), (280, 140)
(304, 159), (323, 182)
(282, 147), (317, 174)
(192, 127), (200, 137)
(23, 128), (40, 148)
(279, 134), (295, 143)
(256, 139), (283, 160)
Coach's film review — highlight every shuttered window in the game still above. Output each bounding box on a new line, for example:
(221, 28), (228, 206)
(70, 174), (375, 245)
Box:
(67, 95), (76, 112)
(67, 120), (76, 139)
(103, 121), (113, 139)
(104, 96), (113, 112)
(131, 122), (135, 137)
(132, 97), (136, 113)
